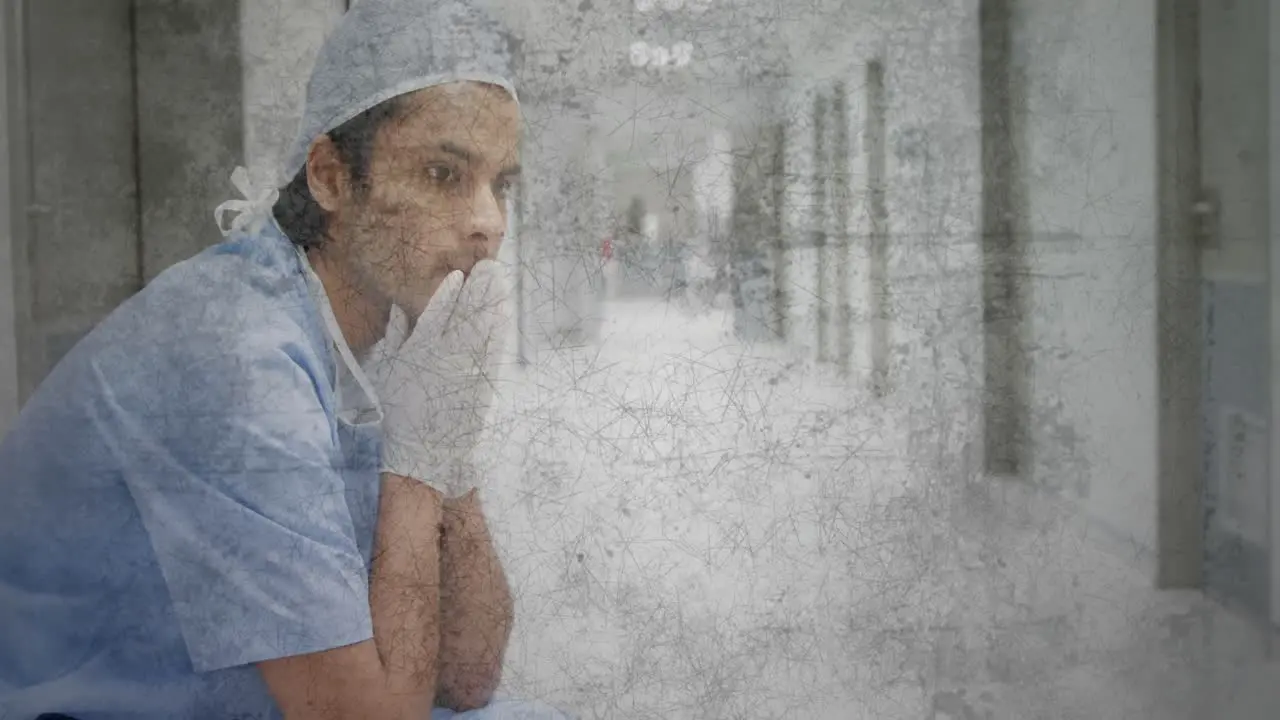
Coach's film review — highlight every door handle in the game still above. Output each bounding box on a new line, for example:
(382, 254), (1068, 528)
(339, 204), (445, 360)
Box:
(1191, 189), (1221, 250)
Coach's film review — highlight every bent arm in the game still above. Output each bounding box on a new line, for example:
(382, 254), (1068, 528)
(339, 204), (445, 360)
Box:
(261, 472), (445, 720)
(435, 489), (515, 711)
(114, 339), (449, 719)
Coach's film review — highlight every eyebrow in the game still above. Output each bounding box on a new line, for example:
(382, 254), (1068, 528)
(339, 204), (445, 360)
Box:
(437, 141), (521, 176)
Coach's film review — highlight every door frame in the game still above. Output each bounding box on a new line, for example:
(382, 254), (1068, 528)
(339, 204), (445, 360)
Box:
(1154, 0), (1205, 591)
(1268, 0), (1280, 629)
(0, 0), (31, 437)
(1157, 0), (1280, 630)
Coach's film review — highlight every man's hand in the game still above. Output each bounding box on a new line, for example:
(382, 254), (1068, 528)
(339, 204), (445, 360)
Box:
(435, 489), (515, 712)
(368, 261), (515, 711)
(371, 259), (511, 498)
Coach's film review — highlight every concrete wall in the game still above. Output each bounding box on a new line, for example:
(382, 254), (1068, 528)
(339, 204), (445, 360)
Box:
(1014, 0), (1161, 553)
(0, 5), (17, 438)
(514, 102), (614, 354)
(135, 0), (244, 281)
(766, 0), (985, 477)
(728, 100), (787, 343)
(0, 0), (386, 419)
(1271, 0), (1280, 628)
(607, 157), (694, 298)
(21, 0), (140, 399)
(240, 0), (345, 189)
(0, 1), (246, 417)
(761, 0), (1165, 563)
(764, 0), (1167, 564)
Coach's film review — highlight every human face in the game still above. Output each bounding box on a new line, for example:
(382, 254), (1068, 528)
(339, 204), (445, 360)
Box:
(321, 82), (522, 320)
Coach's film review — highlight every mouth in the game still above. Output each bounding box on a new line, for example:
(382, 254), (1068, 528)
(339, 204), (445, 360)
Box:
(451, 250), (490, 277)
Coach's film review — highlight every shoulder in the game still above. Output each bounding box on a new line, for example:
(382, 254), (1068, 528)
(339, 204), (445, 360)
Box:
(144, 228), (319, 343)
(82, 227), (337, 423)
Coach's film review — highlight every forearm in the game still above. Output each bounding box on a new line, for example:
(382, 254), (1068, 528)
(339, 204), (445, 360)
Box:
(367, 472), (445, 716)
(435, 490), (515, 711)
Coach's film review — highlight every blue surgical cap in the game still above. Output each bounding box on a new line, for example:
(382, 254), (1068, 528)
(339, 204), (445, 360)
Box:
(281, 0), (520, 183)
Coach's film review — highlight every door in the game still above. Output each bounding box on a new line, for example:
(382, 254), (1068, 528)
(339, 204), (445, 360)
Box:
(1270, 0), (1280, 633)
(730, 117), (786, 343)
(1195, 0), (1273, 624)
(4, 0), (244, 407)
(11, 0), (141, 402)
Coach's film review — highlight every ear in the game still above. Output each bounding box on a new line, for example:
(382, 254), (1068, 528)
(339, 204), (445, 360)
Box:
(305, 135), (349, 213)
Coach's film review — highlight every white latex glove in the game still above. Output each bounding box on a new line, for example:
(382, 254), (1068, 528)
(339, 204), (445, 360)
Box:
(370, 259), (511, 497)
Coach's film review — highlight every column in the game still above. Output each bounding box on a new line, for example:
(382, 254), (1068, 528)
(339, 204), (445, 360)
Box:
(729, 103), (786, 343)
(240, 0), (346, 189)
(979, 0), (1031, 474)
(518, 99), (606, 354)
(0, 3), (18, 435)
(134, 0), (245, 281)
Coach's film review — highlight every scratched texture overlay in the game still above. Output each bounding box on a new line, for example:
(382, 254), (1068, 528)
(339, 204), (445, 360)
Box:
(5, 0), (1280, 718)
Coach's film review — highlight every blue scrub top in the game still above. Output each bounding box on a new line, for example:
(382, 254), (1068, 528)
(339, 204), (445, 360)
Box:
(0, 221), (384, 719)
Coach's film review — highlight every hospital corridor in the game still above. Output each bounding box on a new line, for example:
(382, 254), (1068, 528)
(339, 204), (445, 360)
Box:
(470, 297), (1276, 719)
(1, 0), (1279, 718)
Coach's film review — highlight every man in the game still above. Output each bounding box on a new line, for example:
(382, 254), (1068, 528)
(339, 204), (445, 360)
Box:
(0, 1), (569, 718)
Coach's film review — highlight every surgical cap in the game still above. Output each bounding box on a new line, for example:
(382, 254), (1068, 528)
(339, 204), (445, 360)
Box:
(280, 0), (520, 184)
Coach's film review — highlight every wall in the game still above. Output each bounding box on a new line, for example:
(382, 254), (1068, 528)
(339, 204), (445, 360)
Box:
(135, 0), (244, 281)
(1271, 0), (1280, 628)
(21, 0), (140, 399)
(0, 0), (345, 410)
(0, 1), (247, 416)
(691, 127), (732, 248)
(764, 0), (1163, 561)
(1014, 0), (1160, 553)
(758, 1), (1163, 558)
(240, 0), (345, 189)
(727, 97), (786, 343)
(0, 5), (16, 438)
(768, 0), (985, 475)
(514, 103), (614, 353)
(778, 78), (826, 361)
(608, 157), (692, 298)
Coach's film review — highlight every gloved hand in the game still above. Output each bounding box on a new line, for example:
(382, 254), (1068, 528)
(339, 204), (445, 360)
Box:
(370, 259), (511, 498)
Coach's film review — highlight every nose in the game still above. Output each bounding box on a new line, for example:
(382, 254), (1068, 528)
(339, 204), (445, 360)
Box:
(466, 184), (506, 256)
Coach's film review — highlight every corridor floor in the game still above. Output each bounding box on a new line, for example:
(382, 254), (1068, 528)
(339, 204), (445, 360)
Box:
(474, 299), (1279, 720)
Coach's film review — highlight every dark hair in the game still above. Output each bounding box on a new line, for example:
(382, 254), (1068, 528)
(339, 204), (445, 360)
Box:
(273, 96), (406, 250)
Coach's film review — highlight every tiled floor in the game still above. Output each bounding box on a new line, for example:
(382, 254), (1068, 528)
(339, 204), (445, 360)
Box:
(477, 299), (1278, 719)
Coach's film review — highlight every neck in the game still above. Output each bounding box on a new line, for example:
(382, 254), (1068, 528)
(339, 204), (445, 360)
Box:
(305, 246), (389, 355)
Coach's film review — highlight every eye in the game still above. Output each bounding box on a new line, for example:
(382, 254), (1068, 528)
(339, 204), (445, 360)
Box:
(426, 165), (459, 184)
(493, 176), (515, 197)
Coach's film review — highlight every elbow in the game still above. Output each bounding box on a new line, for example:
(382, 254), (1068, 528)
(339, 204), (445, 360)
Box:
(438, 668), (503, 713)
(439, 609), (514, 713)
(448, 682), (501, 713)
